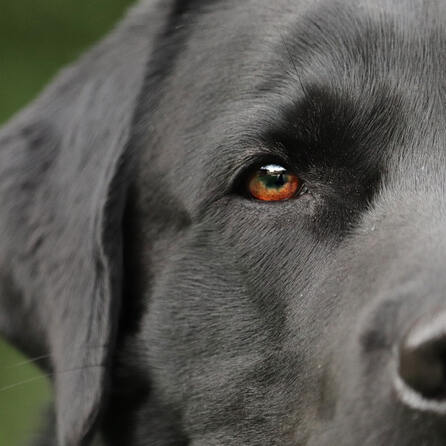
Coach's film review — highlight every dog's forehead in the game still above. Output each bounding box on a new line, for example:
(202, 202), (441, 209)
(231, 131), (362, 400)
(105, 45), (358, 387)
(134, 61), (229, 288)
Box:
(158, 0), (446, 101)
(137, 0), (446, 212)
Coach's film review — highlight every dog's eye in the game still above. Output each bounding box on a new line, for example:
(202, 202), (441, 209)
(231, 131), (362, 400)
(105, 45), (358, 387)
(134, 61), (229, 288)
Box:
(247, 164), (301, 201)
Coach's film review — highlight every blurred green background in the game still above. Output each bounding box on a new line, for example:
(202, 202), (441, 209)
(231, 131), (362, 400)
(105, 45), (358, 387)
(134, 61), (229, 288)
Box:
(0, 1), (134, 444)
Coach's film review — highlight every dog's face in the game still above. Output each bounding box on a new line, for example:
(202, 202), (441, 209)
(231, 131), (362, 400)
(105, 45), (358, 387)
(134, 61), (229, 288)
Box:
(1, 0), (446, 445)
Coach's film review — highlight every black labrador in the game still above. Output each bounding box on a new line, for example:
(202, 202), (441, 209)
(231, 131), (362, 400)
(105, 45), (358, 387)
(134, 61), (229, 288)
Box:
(1, 0), (446, 445)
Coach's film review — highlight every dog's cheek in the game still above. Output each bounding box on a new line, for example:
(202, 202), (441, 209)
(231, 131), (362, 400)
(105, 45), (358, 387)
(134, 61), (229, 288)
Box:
(124, 204), (336, 443)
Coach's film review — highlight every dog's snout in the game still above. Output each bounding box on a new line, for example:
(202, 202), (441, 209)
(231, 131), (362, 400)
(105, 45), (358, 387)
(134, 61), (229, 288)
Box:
(396, 311), (446, 411)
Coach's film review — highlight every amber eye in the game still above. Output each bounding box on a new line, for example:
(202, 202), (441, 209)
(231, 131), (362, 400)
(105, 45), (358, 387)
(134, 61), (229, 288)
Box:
(248, 164), (300, 201)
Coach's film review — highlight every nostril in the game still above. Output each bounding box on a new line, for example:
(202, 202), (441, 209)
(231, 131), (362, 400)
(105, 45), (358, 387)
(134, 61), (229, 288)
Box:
(399, 332), (446, 399)
(397, 311), (446, 409)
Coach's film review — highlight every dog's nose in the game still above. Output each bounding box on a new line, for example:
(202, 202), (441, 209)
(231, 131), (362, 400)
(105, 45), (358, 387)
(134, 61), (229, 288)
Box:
(398, 311), (446, 404)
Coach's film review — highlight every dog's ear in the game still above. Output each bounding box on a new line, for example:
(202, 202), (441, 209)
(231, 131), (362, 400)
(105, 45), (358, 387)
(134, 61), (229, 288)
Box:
(0, 2), (166, 445)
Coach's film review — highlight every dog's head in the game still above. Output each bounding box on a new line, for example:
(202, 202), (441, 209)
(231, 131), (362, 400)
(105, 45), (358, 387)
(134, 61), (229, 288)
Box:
(1, 0), (446, 445)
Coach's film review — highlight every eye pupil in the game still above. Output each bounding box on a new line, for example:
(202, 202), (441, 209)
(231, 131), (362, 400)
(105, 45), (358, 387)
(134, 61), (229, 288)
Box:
(248, 164), (300, 201)
(259, 172), (285, 189)
(276, 173), (285, 187)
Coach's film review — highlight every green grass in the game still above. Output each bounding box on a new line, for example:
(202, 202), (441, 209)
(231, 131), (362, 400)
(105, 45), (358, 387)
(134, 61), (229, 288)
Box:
(0, 0), (134, 443)
(0, 340), (51, 445)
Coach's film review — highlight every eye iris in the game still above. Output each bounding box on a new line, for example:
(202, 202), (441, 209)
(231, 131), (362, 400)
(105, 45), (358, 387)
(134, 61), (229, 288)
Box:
(248, 164), (300, 201)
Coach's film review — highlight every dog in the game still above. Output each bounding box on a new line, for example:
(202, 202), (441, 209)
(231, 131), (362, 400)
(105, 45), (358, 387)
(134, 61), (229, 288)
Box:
(1, 0), (446, 444)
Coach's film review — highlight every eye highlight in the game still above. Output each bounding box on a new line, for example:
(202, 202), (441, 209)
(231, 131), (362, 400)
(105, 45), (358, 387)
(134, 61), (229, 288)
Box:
(247, 164), (301, 201)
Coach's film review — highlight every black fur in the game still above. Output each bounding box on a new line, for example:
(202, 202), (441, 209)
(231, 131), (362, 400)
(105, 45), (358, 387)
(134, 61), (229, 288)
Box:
(1, 0), (446, 445)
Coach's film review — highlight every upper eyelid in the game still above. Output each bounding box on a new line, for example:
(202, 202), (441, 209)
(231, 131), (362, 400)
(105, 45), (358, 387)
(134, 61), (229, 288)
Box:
(228, 142), (291, 185)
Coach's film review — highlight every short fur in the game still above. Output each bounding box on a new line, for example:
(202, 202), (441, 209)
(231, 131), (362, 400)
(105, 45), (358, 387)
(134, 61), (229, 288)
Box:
(1, 0), (446, 445)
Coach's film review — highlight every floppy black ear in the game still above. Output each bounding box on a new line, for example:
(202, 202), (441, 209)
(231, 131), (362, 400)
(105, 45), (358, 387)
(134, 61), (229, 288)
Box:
(0, 2), (166, 444)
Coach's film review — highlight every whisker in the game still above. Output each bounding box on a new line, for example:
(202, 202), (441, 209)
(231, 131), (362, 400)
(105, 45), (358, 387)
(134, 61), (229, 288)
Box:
(0, 354), (50, 369)
(0, 375), (48, 393)
(0, 363), (104, 393)
(0, 343), (110, 369)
